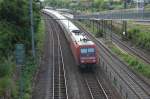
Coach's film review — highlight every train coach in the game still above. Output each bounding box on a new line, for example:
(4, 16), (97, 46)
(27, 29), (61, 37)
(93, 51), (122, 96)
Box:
(42, 9), (99, 69)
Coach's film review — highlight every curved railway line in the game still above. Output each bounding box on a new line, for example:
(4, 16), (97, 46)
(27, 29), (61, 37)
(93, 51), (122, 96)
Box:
(43, 12), (115, 99)
(34, 10), (149, 99)
(33, 10), (122, 99)
(49, 13), (111, 99)
(75, 22), (150, 99)
(32, 14), (68, 99)
(47, 17), (68, 99)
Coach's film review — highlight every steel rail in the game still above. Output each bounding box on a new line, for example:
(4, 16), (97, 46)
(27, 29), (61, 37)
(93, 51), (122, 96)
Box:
(97, 49), (142, 99)
(57, 24), (69, 99)
(52, 20), (55, 99)
(76, 22), (150, 98)
(44, 15), (68, 99)
(42, 14), (68, 99)
(84, 75), (109, 99)
(87, 25), (150, 97)
(85, 79), (95, 99)
(92, 30), (150, 97)
(43, 12), (69, 99)
(93, 20), (150, 93)
(52, 18), (69, 99)
(96, 77), (109, 99)
(112, 33), (150, 64)
(44, 15), (55, 99)
(96, 40), (150, 98)
(84, 29), (142, 99)
(94, 20), (150, 65)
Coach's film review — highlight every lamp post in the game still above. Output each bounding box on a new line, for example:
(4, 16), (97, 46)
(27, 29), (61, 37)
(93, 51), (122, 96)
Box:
(30, 0), (36, 58)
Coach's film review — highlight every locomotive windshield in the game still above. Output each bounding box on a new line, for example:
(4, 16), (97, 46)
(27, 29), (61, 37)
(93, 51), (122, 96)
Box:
(88, 48), (95, 53)
(81, 48), (87, 54)
(80, 48), (95, 57)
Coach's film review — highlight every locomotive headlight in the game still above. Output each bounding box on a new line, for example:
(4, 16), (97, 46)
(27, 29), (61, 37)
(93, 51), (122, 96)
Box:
(81, 60), (85, 63)
(93, 60), (96, 62)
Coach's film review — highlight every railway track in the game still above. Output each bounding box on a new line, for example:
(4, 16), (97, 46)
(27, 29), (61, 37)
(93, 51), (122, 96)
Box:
(83, 73), (109, 99)
(45, 15), (68, 99)
(95, 20), (150, 65)
(112, 33), (150, 64)
(76, 22), (150, 99)
(52, 18), (68, 99)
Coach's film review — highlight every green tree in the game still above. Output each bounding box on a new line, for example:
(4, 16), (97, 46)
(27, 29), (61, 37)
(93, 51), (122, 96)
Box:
(0, 0), (40, 56)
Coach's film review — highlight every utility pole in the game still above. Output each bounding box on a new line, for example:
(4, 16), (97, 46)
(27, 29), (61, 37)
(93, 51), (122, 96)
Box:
(30, 0), (36, 58)
(122, 0), (127, 40)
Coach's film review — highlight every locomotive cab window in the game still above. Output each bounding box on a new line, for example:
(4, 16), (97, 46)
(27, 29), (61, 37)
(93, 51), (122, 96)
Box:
(88, 48), (95, 53)
(81, 48), (88, 54)
(80, 48), (95, 57)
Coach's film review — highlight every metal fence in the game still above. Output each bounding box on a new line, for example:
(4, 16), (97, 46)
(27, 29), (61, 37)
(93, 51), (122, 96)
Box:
(75, 8), (150, 21)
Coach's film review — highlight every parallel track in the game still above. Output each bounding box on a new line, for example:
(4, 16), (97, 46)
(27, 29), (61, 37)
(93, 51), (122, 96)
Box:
(95, 20), (150, 65)
(112, 33), (150, 64)
(76, 22), (150, 99)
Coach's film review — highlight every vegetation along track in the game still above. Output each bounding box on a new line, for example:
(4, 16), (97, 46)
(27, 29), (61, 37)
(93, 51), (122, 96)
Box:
(75, 22), (150, 99)
(95, 21), (150, 65)
(112, 33), (150, 64)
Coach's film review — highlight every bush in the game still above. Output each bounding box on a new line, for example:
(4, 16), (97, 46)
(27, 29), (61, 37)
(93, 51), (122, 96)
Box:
(0, 77), (12, 96)
(0, 63), (11, 77)
(20, 57), (37, 98)
(127, 28), (150, 51)
(137, 32), (150, 50)
(128, 58), (138, 67)
(23, 93), (30, 99)
(0, 57), (14, 77)
(127, 28), (140, 40)
(95, 29), (103, 37)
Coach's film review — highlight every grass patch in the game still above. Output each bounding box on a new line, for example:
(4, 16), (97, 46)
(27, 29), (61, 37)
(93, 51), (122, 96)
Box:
(108, 43), (150, 79)
(127, 27), (150, 50)
(0, 56), (18, 98)
(36, 19), (45, 55)
(111, 21), (150, 51)
(21, 57), (37, 99)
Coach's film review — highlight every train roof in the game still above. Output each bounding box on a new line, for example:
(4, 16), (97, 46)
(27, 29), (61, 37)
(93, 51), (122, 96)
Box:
(43, 9), (66, 20)
(71, 32), (95, 46)
(43, 9), (95, 46)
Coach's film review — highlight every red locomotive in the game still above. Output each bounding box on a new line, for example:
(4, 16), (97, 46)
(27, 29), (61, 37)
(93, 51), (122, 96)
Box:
(69, 30), (99, 68)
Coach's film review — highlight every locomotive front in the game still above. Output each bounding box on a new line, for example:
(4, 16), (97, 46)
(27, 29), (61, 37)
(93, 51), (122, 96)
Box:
(80, 46), (98, 64)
